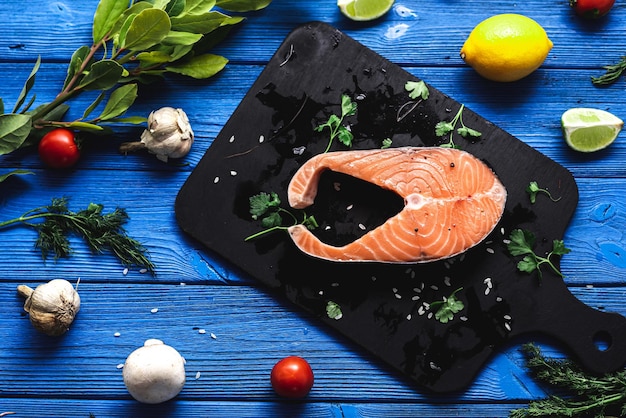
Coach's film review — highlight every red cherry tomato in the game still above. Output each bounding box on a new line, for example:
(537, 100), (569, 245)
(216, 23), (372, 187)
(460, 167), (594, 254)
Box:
(38, 128), (80, 168)
(270, 356), (314, 398)
(570, 0), (615, 18)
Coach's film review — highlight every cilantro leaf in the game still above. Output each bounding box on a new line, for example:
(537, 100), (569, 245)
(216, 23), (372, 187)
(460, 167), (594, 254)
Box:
(249, 191), (281, 219)
(431, 287), (464, 324)
(316, 94), (357, 153)
(507, 229), (570, 279)
(405, 80), (430, 100)
(526, 181), (561, 204)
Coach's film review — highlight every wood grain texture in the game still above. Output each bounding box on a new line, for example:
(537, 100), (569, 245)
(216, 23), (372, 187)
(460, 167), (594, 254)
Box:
(1, 0), (626, 415)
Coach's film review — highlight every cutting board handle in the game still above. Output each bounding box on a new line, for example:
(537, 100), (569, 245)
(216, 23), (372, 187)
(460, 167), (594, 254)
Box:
(534, 285), (626, 374)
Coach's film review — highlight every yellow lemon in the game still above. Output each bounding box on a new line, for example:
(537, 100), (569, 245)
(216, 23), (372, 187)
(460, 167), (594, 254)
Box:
(460, 14), (553, 82)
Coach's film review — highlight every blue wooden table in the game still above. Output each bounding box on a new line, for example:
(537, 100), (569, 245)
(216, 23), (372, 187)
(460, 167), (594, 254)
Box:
(2, 1), (626, 416)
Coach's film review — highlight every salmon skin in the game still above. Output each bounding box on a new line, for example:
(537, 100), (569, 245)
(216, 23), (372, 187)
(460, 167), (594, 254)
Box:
(287, 147), (507, 263)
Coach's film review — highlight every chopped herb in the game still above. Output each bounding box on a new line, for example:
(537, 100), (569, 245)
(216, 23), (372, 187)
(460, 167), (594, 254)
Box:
(381, 138), (393, 149)
(507, 229), (570, 280)
(591, 56), (626, 86)
(0, 197), (155, 274)
(435, 104), (481, 148)
(315, 94), (357, 153)
(430, 287), (464, 324)
(245, 192), (318, 241)
(509, 343), (626, 418)
(326, 300), (343, 320)
(405, 80), (430, 100)
(526, 181), (561, 204)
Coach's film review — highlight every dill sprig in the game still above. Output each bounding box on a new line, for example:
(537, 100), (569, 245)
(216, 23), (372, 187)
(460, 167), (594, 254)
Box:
(0, 197), (155, 275)
(510, 343), (626, 417)
(591, 56), (626, 86)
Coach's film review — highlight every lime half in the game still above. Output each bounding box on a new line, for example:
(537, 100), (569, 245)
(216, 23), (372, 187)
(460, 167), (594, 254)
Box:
(561, 108), (623, 152)
(338, 0), (395, 21)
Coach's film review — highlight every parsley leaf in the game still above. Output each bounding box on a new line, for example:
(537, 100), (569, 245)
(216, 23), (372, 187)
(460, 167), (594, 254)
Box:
(315, 94), (357, 153)
(526, 181), (561, 204)
(326, 300), (343, 320)
(245, 192), (318, 241)
(507, 229), (570, 280)
(405, 80), (430, 100)
(430, 287), (465, 324)
(436, 104), (481, 148)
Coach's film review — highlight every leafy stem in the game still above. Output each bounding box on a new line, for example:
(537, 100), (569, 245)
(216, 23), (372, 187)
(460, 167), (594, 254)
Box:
(429, 287), (465, 324)
(591, 56), (626, 86)
(315, 94), (357, 153)
(435, 104), (482, 148)
(526, 181), (561, 204)
(507, 229), (570, 280)
(245, 192), (318, 241)
(0, 197), (155, 274)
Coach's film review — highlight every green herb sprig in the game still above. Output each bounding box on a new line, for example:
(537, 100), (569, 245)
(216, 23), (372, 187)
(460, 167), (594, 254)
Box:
(435, 104), (482, 148)
(245, 192), (318, 241)
(591, 56), (626, 86)
(526, 181), (561, 204)
(507, 229), (570, 279)
(315, 94), (357, 153)
(0, 0), (272, 156)
(0, 197), (155, 274)
(510, 343), (626, 417)
(430, 287), (465, 324)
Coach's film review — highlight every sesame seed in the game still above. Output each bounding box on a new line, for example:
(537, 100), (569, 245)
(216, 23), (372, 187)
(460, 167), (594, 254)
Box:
(214, 176), (220, 183)
(259, 135), (265, 143)
(229, 135), (235, 143)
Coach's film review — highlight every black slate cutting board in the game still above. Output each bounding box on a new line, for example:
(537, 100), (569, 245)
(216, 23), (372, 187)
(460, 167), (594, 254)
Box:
(176, 21), (626, 392)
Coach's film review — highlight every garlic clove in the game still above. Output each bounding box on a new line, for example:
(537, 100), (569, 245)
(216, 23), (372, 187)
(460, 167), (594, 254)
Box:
(17, 279), (80, 337)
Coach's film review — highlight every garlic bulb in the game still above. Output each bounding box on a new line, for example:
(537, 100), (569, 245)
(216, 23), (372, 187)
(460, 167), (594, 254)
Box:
(119, 107), (194, 162)
(17, 279), (80, 336)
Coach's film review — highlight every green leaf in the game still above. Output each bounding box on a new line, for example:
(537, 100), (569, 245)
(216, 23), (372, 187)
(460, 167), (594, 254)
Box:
(181, 0), (216, 15)
(435, 121), (454, 137)
(123, 8), (171, 51)
(261, 212), (282, 228)
(337, 126), (353, 147)
(215, 0), (272, 12)
(517, 256), (538, 274)
(249, 192), (280, 218)
(63, 46), (92, 91)
(93, 0), (130, 43)
(0, 98), (4, 114)
(37, 103), (70, 122)
(68, 121), (108, 133)
(136, 50), (174, 67)
(165, 0), (186, 16)
(162, 30), (204, 46)
(83, 91), (107, 119)
(0, 114), (32, 155)
(79, 60), (124, 91)
(507, 229), (536, 257)
(405, 80), (429, 100)
(326, 301), (343, 320)
(552, 240), (571, 257)
(165, 53), (228, 79)
(13, 56), (41, 114)
(149, 0), (171, 9)
(115, 13), (138, 49)
(97, 84), (138, 121)
(0, 169), (34, 183)
(457, 126), (482, 138)
(108, 115), (147, 124)
(170, 11), (231, 34)
(341, 94), (357, 117)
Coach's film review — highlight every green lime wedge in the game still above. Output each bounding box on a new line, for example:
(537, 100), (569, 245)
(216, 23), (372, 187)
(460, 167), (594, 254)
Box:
(561, 108), (623, 152)
(337, 0), (395, 21)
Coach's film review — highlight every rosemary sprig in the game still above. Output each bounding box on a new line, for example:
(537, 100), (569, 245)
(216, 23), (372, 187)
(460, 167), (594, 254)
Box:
(0, 197), (155, 274)
(510, 343), (626, 417)
(591, 56), (626, 86)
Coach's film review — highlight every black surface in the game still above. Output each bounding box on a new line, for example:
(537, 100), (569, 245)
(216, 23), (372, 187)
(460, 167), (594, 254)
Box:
(176, 22), (626, 392)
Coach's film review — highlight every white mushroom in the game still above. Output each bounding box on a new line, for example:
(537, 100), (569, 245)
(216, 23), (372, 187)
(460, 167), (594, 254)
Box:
(122, 339), (186, 404)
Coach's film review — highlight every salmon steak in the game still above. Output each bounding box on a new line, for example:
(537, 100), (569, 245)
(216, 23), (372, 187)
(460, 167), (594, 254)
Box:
(287, 147), (507, 263)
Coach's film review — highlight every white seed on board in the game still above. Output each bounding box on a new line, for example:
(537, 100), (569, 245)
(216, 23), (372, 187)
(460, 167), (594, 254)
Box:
(230, 170), (237, 176)
(139, 269), (148, 274)
(116, 364), (124, 369)
(214, 176), (220, 184)
(293, 146), (306, 155)
(122, 268), (129, 276)
(198, 329), (206, 334)
(195, 371), (201, 380)
(210, 333), (217, 339)
(486, 248), (495, 254)
(151, 308), (158, 314)
(358, 223), (366, 230)
(395, 293), (402, 299)
(333, 182), (341, 191)
(460, 316), (468, 321)
(411, 295), (420, 301)
(406, 314), (412, 320)
(259, 135), (265, 143)
(346, 204), (354, 210)
(444, 276), (451, 287)
(504, 322), (512, 332)
(114, 332), (121, 337)
(229, 135), (235, 143)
